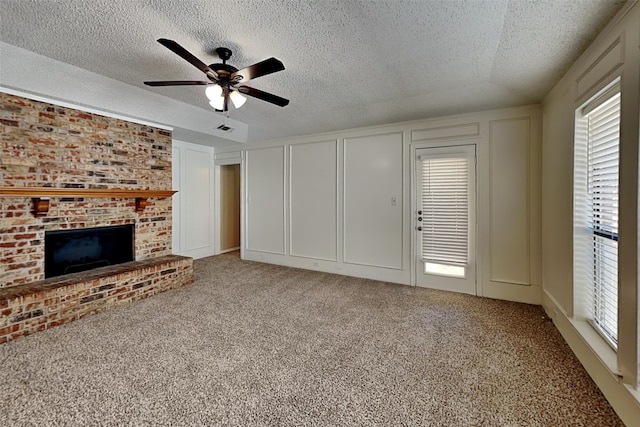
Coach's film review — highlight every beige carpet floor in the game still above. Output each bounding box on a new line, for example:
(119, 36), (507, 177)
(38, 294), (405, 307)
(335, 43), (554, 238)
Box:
(1, 252), (623, 426)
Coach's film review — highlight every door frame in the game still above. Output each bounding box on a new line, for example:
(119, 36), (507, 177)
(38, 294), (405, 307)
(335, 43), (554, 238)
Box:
(410, 140), (479, 294)
(214, 158), (243, 256)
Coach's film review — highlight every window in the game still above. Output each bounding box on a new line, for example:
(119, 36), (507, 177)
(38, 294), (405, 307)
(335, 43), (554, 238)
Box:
(574, 85), (620, 349)
(419, 150), (471, 278)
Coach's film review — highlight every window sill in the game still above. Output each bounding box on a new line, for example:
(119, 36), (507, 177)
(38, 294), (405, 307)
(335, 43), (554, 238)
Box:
(569, 317), (620, 377)
(542, 291), (640, 423)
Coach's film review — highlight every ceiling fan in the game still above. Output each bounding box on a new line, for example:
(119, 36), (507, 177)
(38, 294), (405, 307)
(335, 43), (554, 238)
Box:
(144, 38), (289, 112)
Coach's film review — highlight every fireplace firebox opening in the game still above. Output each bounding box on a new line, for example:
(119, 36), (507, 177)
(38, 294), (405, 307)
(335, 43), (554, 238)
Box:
(44, 224), (135, 278)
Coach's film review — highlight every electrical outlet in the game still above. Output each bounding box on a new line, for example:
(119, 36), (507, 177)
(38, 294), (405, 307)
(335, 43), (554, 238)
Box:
(391, 196), (397, 206)
(313, 262), (320, 267)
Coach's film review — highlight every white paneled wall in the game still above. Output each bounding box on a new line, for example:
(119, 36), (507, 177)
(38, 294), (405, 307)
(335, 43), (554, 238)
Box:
(289, 140), (337, 261)
(239, 130), (411, 284)
(481, 114), (542, 302)
(172, 140), (216, 259)
(344, 133), (404, 269)
(489, 118), (530, 285)
(245, 147), (286, 254)
(217, 105), (541, 296)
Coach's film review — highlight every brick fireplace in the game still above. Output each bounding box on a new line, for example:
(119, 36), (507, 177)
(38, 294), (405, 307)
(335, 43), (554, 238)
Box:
(0, 92), (194, 343)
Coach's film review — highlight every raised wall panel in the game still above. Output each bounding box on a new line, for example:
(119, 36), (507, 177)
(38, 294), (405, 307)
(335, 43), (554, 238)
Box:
(575, 38), (623, 101)
(344, 132), (403, 269)
(184, 148), (213, 251)
(172, 140), (215, 259)
(215, 151), (243, 162)
(489, 118), (530, 285)
(411, 123), (480, 142)
(246, 147), (285, 254)
(290, 140), (337, 260)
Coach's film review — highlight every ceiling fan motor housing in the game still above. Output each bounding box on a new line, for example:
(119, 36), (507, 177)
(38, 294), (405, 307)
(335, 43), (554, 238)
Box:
(210, 47), (237, 83)
(208, 62), (239, 82)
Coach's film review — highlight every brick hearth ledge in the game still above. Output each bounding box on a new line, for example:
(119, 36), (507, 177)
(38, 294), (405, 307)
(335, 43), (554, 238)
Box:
(0, 255), (194, 343)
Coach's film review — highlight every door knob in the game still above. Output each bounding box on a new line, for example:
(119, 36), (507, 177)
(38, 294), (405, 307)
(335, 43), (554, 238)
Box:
(418, 210), (422, 215)
(417, 226), (422, 231)
(418, 217), (422, 221)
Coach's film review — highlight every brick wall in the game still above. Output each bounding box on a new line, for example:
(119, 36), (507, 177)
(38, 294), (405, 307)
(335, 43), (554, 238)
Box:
(0, 92), (174, 288)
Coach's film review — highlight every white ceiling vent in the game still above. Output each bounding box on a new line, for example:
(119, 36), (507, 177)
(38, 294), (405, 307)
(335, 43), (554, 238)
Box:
(216, 124), (234, 132)
(210, 115), (247, 143)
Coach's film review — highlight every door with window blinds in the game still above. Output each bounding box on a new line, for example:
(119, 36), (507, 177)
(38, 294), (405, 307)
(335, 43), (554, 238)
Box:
(415, 145), (476, 294)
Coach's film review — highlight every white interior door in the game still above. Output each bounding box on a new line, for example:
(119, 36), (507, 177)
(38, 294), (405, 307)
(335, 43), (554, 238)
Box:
(415, 145), (476, 294)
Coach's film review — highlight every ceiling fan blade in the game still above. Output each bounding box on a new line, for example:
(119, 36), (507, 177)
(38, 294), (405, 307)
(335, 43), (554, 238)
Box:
(237, 86), (289, 107)
(157, 38), (219, 80)
(231, 58), (284, 83)
(144, 80), (211, 86)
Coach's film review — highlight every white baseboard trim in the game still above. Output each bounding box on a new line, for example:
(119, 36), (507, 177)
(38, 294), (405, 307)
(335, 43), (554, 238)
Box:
(174, 246), (217, 260)
(242, 250), (410, 285)
(483, 281), (542, 305)
(542, 290), (640, 425)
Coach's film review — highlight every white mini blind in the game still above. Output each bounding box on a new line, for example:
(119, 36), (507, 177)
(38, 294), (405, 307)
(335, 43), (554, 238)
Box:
(420, 154), (469, 267)
(586, 91), (620, 347)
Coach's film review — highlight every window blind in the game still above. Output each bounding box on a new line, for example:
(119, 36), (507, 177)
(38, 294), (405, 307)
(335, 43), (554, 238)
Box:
(586, 91), (620, 347)
(419, 154), (469, 267)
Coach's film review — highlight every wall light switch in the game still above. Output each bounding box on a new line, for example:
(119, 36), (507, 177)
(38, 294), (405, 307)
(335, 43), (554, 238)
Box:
(391, 197), (397, 206)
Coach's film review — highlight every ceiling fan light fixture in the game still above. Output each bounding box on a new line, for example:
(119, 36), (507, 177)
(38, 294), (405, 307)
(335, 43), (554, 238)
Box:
(230, 91), (247, 108)
(209, 96), (225, 111)
(205, 84), (223, 101)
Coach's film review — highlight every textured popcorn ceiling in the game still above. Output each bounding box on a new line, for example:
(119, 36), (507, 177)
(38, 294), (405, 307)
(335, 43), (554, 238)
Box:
(0, 0), (626, 142)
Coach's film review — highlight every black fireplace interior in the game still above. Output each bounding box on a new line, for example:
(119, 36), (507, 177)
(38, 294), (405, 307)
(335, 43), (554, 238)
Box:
(45, 224), (134, 278)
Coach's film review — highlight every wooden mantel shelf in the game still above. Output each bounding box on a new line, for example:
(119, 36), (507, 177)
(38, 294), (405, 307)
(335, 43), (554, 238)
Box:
(0, 187), (176, 198)
(0, 187), (177, 216)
